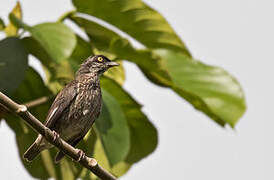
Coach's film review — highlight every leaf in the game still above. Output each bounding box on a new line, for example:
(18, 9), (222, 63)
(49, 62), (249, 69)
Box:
(0, 18), (5, 30)
(104, 60), (125, 85)
(110, 37), (172, 87)
(92, 138), (131, 178)
(0, 37), (28, 95)
(95, 89), (130, 166)
(69, 16), (171, 87)
(68, 14), (245, 126)
(157, 50), (246, 127)
(5, 2), (22, 36)
(4, 67), (55, 179)
(68, 35), (94, 71)
(72, 0), (190, 55)
(29, 23), (77, 63)
(10, 14), (77, 63)
(22, 37), (52, 67)
(69, 15), (120, 52)
(101, 77), (158, 164)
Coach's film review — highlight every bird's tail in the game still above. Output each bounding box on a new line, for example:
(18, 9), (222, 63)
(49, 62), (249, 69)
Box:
(23, 135), (48, 162)
(23, 142), (43, 162)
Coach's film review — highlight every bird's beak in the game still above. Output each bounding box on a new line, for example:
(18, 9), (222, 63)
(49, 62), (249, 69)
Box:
(106, 61), (119, 67)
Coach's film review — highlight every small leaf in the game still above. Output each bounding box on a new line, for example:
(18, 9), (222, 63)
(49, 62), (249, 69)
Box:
(95, 89), (130, 166)
(5, 2), (22, 36)
(157, 50), (246, 127)
(72, 0), (190, 55)
(0, 37), (28, 95)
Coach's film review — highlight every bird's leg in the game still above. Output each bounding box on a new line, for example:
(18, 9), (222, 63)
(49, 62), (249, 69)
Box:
(45, 128), (60, 143)
(51, 130), (60, 142)
(75, 148), (86, 162)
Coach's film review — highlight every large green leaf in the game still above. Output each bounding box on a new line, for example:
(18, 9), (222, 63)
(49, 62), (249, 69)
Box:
(72, 0), (190, 55)
(69, 15), (120, 52)
(28, 23), (76, 63)
(157, 50), (246, 127)
(22, 36), (75, 95)
(86, 78), (158, 177)
(4, 67), (55, 179)
(10, 14), (77, 63)
(68, 14), (246, 126)
(68, 35), (94, 71)
(69, 16), (171, 87)
(95, 89), (130, 166)
(0, 37), (28, 95)
(110, 37), (172, 87)
(101, 78), (158, 164)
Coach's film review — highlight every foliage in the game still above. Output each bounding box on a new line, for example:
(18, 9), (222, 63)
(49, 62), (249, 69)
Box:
(0, 0), (246, 179)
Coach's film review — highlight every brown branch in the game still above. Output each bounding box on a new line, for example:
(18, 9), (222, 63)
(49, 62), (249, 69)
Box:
(0, 91), (117, 180)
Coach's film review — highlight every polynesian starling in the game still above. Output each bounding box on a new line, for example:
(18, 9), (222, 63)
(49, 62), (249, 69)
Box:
(23, 55), (119, 163)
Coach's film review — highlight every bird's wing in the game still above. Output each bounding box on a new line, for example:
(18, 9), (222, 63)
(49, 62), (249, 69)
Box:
(45, 80), (78, 128)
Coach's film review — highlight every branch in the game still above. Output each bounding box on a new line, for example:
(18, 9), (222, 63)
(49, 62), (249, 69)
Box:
(0, 91), (117, 180)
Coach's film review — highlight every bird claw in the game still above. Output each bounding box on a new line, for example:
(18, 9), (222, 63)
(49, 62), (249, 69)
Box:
(76, 149), (85, 162)
(52, 130), (60, 142)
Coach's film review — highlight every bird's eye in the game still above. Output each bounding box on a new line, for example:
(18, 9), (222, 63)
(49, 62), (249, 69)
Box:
(97, 57), (104, 62)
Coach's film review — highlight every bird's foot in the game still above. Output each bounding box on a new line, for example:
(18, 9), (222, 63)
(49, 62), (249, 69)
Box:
(75, 149), (85, 162)
(52, 130), (60, 142)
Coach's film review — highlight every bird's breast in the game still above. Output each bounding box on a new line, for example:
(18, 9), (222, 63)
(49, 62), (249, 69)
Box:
(60, 82), (102, 140)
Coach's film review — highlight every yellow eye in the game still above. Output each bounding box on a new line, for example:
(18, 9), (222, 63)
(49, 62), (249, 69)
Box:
(97, 57), (104, 62)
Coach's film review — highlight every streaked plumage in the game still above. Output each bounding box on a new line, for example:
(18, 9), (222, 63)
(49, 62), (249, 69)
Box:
(23, 55), (119, 162)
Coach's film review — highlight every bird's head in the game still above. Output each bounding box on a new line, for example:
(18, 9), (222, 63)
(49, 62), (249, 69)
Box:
(76, 55), (119, 76)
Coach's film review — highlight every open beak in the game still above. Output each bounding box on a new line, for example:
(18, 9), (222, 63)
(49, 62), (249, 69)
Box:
(106, 61), (119, 67)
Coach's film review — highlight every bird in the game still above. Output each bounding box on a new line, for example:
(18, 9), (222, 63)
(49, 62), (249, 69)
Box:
(23, 55), (119, 163)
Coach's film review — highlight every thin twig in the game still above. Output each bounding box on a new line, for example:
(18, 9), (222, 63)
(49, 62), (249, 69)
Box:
(0, 91), (117, 180)
(0, 95), (53, 116)
(24, 95), (53, 109)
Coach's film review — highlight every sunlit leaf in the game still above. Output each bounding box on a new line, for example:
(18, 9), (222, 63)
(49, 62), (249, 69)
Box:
(95, 89), (130, 166)
(72, 0), (190, 55)
(5, 2), (22, 36)
(0, 37), (28, 95)
(110, 37), (172, 87)
(69, 16), (171, 87)
(10, 14), (76, 63)
(101, 78), (158, 164)
(69, 15), (120, 52)
(157, 50), (246, 127)
(104, 60), (125, 85)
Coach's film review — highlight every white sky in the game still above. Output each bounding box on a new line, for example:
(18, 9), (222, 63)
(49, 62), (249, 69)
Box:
(1, 0), (274, 179)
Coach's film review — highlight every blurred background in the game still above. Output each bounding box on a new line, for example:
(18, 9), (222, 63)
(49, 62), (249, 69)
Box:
(1, 0), (273, 179)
